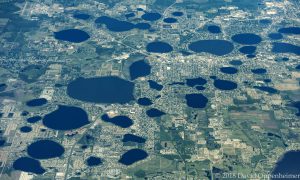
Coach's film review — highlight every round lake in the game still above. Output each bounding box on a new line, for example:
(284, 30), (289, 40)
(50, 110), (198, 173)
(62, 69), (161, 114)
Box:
(54, 29), (90, 43)
(27, 140), (65, 159)
(119, 149), (148, 165)
(146, 41), (173, 53)
(188, 40), (234, 56)
(67, 76), (135, 104)
(231, 33), (262, 45)
(43, 105), (90, 131)
(13, 157), (45, 174)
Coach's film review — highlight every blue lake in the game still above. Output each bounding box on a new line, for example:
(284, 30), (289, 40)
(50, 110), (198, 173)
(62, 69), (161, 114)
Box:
(239, 46), (256, 54)
(119, 149), (148, 165)
(146, 41), (173, 53)
(207, 25), (221, 33)
(95, 16), (135, 32)
(229, 60), (243, 66)
(251, 68), (267, 74)
(122, 134), (146, 143)
(135, 23), (151, 30)
(272, 42), (300, 56)
(125, 12), (135, 18)
(185, 94), (208, 109)
(188, 40), (234, 56)
(271, 151), (300, 180)
(148, 80), (164, 91)
(196, 86), (205, 90)
(141, 12), (162, 21)
(67, 76), (135, 104)
(231, 33), (262, 45)
(247, 54), (256, 58)
(27, 140), (64, 159)
(253, 86), (278, 94)
(130, 60), (151, 80)
(20, 126), (32, 133)
(0, 139), (5, 147)
(27, 116), (42, 123)
(163, 17), (177, 23)
(186, 77), (207, 87)
(214, 79), (237, 90)
(146, 108), (166, 117)
(13, 157), (45, 174)
(291, 101), (300, 116)
(220, 67), (238, 74)
(278, 27), (300, 35)
(101, 114), (133, 128)
(86, 156), (102, 166)
(96, 15), (151, 31)
(73, 13), (90, 20)
(275, 57), (289, 62)
(137, 97), (153, 106)
(26, 98), (47, 107)
(259, 19), (272, 24)
(54, 29), (90, 43)
(21, 111), (29, 116)
(43, 105), (90, 131)
(0, 83), (7, 92)
(172, 11), (183, 17)
(268, 33), (283, 40)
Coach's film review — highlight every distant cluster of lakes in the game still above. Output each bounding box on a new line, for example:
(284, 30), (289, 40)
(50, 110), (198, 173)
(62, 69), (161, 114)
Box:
(12, 10), (300, 175)
(54, 11), (300, 57)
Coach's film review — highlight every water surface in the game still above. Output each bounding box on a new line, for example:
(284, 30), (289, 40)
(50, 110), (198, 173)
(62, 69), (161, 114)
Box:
(27, 140), (64, 159)
(188, 40), (234, 56)
(220, 67), (238, 74)
(27, 116), (42, 123)
(129, 60), (151, 80)
(122, 134), (146, 143)
(207, 25), (221, 33)
(272, 42), (300, 56)
(141, 12), (162, 21)
(146, 108), (166, 117)
(20, 126), (32, 133)
(146, 41), (173, 53)
(239, 46), (256, 54)
(268, 33), (283, 40)
(86, 156), (102, 166)
(54, 29), (90, 43)
(185, 94), (208, 108)
(137, 97), (153, 106)
(253, 86), (278, 94)
(163, 17), (177, 23)
(26, 98), (47, 107)
(278, 27), (300, 35)
(214, 79), (237, 90)
(119, 149), (148, 165)
(172, 12), (183, 16)
(251, 68), (267, 74)
(148, 80), (164, 91)
(186, 77), (207, 87)
(95, 16), (135, 32)
(229, 60), (243, 66)
(13, 157), (45, 174)
(73, 13), (90, 20)
(271, 151), (300, 180)
(43, 105), (90, 130)
(101, 114), (133, 128)
(67, 76), (135, 104)
(231, 33), (262, 45)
